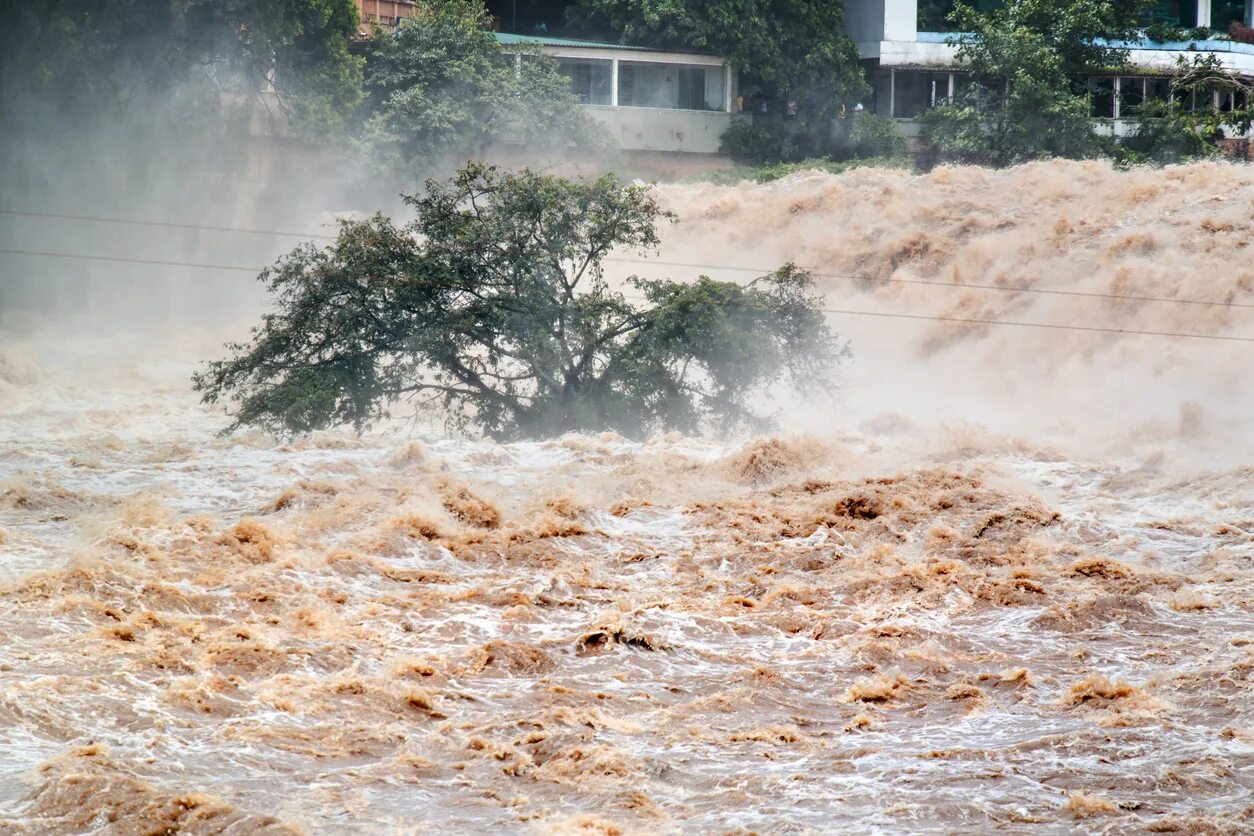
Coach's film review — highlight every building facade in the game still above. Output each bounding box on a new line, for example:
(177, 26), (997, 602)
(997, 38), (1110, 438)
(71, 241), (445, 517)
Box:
(494, 34), (736, 155)
(848, 0), (1254, 134)
(355, 0), (418, 37)
(350, 2), (735, 156)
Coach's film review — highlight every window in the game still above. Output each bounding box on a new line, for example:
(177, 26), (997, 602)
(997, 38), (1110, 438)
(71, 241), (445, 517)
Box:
(889, 71), (962, 118)
(1145, 77), (1173, 103)
(1089, 78), (1116, 118)
(557, 58), (612, 106)
(1211, 0), (1248, 28)
(1181, 84), (1220, 112)
(1119, 77), (1145, 113)
(918, 0), (1004, 31)
(893, 71), (931, 118)
(677, 68), (706, 110)
(952, 73), (973, 101)
(1140, 2), (1199, 27)
(617, 62), (724, 110)
(927, 72), (955, 106)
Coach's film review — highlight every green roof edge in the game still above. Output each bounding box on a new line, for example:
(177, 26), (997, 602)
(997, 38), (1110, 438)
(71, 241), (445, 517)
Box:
(492, 32), (718, 57)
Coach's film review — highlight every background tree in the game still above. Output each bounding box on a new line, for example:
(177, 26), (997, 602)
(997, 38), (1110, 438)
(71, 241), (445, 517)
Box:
(194, 165), (843, 440)
(361, 0), (610, 178)
(0, 0), (364, 139)
(998, 0), (1144, 76)
(568, 0), (867, 115)
(919, 0), (1145, 166)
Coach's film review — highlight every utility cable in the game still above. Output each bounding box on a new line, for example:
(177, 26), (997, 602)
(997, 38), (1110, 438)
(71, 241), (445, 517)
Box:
(813, 307), (1254, 343)
(0, 208), (337, 240)
(3, 246), (1253, 345)
(0, 247), (261, 272)
(4, 206), (1252, 310)
(604, 256), (1254, 311)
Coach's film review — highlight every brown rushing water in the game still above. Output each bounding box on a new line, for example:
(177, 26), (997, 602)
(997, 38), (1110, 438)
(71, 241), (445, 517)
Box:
(1, 160), (1253, 834)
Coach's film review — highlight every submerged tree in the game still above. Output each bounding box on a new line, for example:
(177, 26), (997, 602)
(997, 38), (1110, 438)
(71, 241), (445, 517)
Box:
(361, 0), (609, 177)
(194, 165), (844, 440)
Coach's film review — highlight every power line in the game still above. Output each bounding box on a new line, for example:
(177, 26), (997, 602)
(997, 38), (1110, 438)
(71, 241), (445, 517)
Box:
(5, 245), (1247, 345)
(3, 205), (1249, 312)
(815, 307), (1254, 344)
(605, 256), (1254, 311)
(0, 208), (337, 240)
(0, 247), (261, 272)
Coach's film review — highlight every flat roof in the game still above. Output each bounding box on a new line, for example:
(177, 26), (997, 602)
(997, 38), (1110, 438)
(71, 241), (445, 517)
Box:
(917, 30), (1254, 55)
(493, 32), (720, 58)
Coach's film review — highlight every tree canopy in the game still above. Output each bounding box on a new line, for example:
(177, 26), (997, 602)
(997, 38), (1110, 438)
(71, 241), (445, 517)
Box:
(569, 0), (867, 112)
(361, 0), (608, 178)
(0, 0), (364, 136)
(919, 0), (1143, 166)
(1122, 54), (1254, 163)
(194, 165), (843, 440)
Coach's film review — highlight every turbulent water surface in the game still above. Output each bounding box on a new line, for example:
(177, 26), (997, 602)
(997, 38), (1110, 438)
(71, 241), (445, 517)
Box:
(1, 160), (1252, 833)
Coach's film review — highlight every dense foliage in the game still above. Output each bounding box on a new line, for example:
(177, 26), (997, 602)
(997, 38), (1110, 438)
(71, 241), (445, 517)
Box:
(194, 165), (843, 440)
(919, 0), (1143, 166)
(569, 0), (867, 113)
(362, 0), (608, 177)
(721, 112), (906, 164)
(1141, 21), (1221, 42)
(720, 120), (803, 164)
(843, 113), (911, 159)
(0, 0), (364, 137)
(690, 156), (912, 186)
(1122, 54), (1254, 163)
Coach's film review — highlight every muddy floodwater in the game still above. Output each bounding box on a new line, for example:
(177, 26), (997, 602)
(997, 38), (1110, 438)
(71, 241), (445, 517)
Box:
(2, 160), (1253, 833)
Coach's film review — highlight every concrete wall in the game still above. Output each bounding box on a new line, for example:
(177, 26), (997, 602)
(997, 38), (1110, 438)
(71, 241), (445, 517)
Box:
(883, 0), (918, 42)
(879, 39), (961, 67)
(501, 42), (734, 153)
(846, 0), (918, 52)
(584, 106), (732, 154)
(1119, 43), (1254, 77)
(845, 0), (889, 46)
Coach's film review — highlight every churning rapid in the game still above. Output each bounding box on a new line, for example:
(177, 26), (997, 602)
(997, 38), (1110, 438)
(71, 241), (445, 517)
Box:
(1, 159), (1252, 833)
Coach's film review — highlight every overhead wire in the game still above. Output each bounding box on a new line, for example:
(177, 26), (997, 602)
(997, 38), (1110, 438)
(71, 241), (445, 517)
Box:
(0, 247), (261, 273)
(604, 256), (1254, 311)
(3, 205), (1252, 311)
(3, 245), (1252, 345)
(0, 208), (337, 240)
(809, 307), (1254, 344)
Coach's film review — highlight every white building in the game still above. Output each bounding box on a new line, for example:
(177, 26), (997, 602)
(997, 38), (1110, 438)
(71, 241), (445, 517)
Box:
(847, 0), (1254, 132)
(495, 33), (736, 155)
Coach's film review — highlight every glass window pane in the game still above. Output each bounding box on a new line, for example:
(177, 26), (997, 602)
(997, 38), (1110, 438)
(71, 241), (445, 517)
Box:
(618, 62), (723, 110)
(919, 0), (1005, 30)
(1119, 77), (1144, 111)
(1146, 77), (1173, 102)
(558, 59), (612, 106)
(1141, 1), (1198, 27)
(894, 71), (931, 118)
(1212, 0), (1247, 28)
(1089, 78), (1115, 118)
